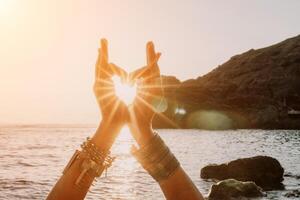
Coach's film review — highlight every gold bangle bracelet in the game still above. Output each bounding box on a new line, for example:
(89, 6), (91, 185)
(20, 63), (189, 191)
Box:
(131, 133), (180, 182)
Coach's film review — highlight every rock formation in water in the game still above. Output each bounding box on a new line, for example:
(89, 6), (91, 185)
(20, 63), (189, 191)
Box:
(207, 179), (264, 200)
(153, 35), (300, 129)
(200, 156), (284, 190)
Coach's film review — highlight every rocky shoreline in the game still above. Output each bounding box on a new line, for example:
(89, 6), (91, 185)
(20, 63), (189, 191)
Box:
(200, 156), (299, 199)
(153, 35), (300, 130)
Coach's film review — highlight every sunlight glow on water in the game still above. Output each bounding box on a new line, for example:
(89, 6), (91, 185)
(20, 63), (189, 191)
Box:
(112, 126), (135, 154)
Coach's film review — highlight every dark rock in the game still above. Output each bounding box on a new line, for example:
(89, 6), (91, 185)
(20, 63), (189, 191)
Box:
(153, 35), (300, 129)
(208, 179), (264, 200)
(201, 156), (284, 190)
(284, 189), (300, 198)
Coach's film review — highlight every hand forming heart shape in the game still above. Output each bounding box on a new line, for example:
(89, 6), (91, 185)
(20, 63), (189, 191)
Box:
(93, 38), (167, 128)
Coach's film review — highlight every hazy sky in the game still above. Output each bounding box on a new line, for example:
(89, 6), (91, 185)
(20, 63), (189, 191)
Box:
(0, 0), (299, 124)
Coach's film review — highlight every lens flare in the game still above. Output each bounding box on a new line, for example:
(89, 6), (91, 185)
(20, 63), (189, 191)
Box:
(186, 110), (233, 130)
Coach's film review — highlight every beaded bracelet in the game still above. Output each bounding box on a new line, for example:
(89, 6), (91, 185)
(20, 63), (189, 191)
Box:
(131, 133), (180, 182)
(63, 137), (115, 187)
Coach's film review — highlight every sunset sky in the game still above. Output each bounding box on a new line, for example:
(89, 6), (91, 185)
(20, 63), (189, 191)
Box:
(0, 0), (300, 124)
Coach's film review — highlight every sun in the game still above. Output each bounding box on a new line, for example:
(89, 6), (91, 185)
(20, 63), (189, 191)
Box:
(112, 76), (137, 105)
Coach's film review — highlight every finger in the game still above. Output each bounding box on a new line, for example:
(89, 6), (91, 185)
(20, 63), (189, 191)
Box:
(148, 53), (161, 79)
(129, 66), (150, 81)
(120, 101), (130, 123)
(148, 52), (161, 67)
(144, 65), (160, 84)
(109, 63), (128, 81)
(155, 52), (161, 64)
(100, 38), (109, 65)
(98, 65), (113, 79)
(129, 65), (160, 85)
(95, 48), (101, 79)
(146, 51), (161, 82)
(146, 41), (156, 65)
(96, 39), (112, 79)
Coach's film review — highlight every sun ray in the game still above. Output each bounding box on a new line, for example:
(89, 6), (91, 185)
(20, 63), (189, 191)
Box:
(101, 97), (117, 110)
(139, 83), (179, 90)
(131, 67), (148, 79)
(105, 99), (121, 125)
(136, 96), (179, 128)
(94, 86), (114, 91)
(99, 67), (114, 78)
(94, 87), (114, 93)
(138, 85), (162, 89)
(134, 99), (150, 118)
(138, 90), (161, 99)
(110, 63), (127, 80)
(95, 78), (114, 85)
(96, 91), (115, 101)
(155, 111), (180, 128)
(128, 108), (142, 138)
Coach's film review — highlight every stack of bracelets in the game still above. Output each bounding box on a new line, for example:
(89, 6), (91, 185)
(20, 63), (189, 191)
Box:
(131, 133), (180, 182)
(63, 133), (180, 187)
(63, 137), (115, 187)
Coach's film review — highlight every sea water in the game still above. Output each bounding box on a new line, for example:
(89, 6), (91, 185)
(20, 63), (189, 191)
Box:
(0, 126), (299, 199)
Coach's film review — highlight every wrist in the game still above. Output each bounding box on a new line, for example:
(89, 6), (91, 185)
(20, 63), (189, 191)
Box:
(129, 123), (156, 147)
(91, 120), (123, 150)
(131, 133), (180, 182)
(137, 127), (155, 147)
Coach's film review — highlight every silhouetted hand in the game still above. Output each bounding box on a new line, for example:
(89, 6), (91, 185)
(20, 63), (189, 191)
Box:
(128, 41), (163, 146)
(94, 39), (129, 129)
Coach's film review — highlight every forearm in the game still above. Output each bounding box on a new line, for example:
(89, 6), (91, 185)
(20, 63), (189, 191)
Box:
(46, 121), (122, 200)
(46, 153), (95, 200)
(132, 128), (203, 200)
(159, 167), (204, 200)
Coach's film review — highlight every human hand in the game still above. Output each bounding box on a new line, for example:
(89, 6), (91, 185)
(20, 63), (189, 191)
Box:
(93, 39), (129, 137)
(128, 41), (163, 146)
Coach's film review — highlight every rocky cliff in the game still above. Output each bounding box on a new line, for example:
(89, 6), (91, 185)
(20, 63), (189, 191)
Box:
(153, 35), (300, 129)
